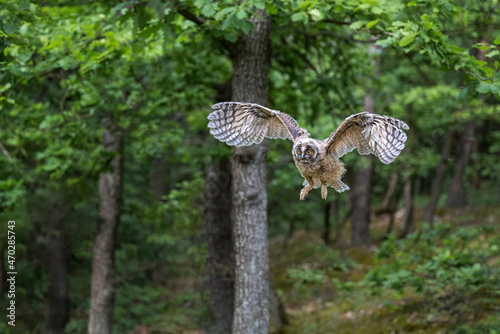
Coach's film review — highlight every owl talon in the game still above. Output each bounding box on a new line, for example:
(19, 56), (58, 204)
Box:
(300, 181), (314, 200)
(300, 188), (309, 200)
(321, 185), (328, 200)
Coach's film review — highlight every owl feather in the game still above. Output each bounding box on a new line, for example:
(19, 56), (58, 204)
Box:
(208, 102), (409, 200)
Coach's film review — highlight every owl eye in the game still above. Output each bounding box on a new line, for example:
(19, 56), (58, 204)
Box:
(298, 149), (302, 155)
(307, 150), (312, 155)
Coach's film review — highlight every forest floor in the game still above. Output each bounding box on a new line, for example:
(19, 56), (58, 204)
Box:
(151, 193), (500, 334)
(269, 202), (500, 334)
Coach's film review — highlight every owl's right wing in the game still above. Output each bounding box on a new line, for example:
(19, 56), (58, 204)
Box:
(324, 112), (409, 164)
(208, 102), (309, 146)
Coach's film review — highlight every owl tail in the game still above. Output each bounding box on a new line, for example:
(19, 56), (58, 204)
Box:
(302, 179), (350, 193)
(331, 180), (350, 193)
(302, 179), (319, 189)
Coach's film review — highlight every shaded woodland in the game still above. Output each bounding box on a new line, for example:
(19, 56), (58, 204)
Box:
(1, 0), (500, 333)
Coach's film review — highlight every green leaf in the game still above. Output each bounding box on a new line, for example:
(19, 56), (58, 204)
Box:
(201, 2), (217, 17)
(236, 9), (247, 20)
(214, 6), (236, 20)
(476, 81), (500, 95)
(349, 20), (366, 30)
(486, 50), (500, 58)
(4, 23), (20, 34)
(399, 32), (417, 47)
(309, 9), (323, 21)
(266, 3), (278, 15)
(252, 0), (266, 10)
(291, 12), (307, 23)
(366, 19), (379, 29)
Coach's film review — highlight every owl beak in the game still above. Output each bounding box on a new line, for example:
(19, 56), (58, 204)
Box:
(300, 152), (305, 159)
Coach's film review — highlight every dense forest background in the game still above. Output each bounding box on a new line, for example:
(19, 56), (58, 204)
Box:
(1, 0), (500, 333)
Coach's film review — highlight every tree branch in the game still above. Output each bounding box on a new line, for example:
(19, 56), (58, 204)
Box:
(177, 8), (206, 26)
(323, 18), (352, 25)
(298, 30), (376, 43)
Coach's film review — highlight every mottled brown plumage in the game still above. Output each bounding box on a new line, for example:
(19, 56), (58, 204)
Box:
(208, 102), (409, 200)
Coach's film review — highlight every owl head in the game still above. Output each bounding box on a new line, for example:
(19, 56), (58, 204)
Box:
(292, 139), (320, 163)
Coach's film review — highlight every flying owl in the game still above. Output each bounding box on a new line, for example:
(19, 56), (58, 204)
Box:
(207, 102), (409, 200)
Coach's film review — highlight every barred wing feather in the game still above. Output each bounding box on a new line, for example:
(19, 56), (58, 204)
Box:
(324, 112), (409, 164)
(208, 102), (309, 146)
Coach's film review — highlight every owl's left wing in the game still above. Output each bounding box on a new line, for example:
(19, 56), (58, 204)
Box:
(208, 102), (309, 146)
(324, 112), (409, 164)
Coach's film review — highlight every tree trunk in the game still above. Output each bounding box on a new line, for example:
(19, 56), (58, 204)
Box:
(424, 133), (452, 227)
(269, 284), (289, 332)
(323, 201), (331, 245)
(350, 43), (378, 246)
(204, 157), (234, 334)
(399, 175), (415, 238)
(44, 209), (69, 334)
(228, 9), (271, 334)
(150, 157), (166, 286)
(350, 155), (373, 246)
(283, 219), (295, 249)
(88, 127), (123, 334)
(380, 171), (398, 210)
(446, 121), (475, 207)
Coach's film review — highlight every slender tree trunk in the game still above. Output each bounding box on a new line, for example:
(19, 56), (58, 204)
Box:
(269, 283), (289, 332)
(400, 175), (415, 238)
(283, 219), (295, 249)
(204, 157), (234, 334)
(323, 201), (331, 245)
(228, 9), (271, 334)
(89, 127), (123, 334)
(350, 43), (378, 246)
(424, 133), (452, 227)
(446, 122), (475, 207)
(44, 205), (70, 334)
(470, 133), (481, 189)
(150, 157), (166, 285)
(380, 172), (398, 210)
(350, 155), (373, 246)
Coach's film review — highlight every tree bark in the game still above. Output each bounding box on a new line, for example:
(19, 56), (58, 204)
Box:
(150, 157), (166, 286)
(445, 121), (475, 207)
(350, 43), (378, 246)
(88, 127), (123, 334)
(44, 205), (69, 334)
(204, 157), (234, 334)
(323, 201), (331, 245)
(399, 175), (415, 238)
(379, 171), (398, 210)
(228, 9), (271, 334)
(269, 283), (289, 332)
(424, 133), (452, 227)
(350, 155), (373, 246)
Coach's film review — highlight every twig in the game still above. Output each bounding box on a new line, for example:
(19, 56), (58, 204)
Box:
(0, 142), (13, 162)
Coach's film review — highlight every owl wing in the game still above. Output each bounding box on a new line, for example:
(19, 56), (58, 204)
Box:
(208, 102), (309, 146)
(324, 112), (409, 164)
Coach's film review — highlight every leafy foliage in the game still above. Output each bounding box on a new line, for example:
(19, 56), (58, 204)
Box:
(1, 0), (500, 332)
(363, 223), (500, 330)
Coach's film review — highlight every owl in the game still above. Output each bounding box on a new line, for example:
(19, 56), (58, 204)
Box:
(208, 102), (409, 200)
